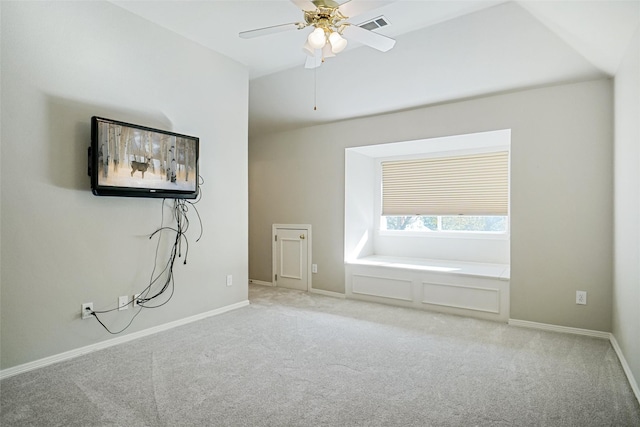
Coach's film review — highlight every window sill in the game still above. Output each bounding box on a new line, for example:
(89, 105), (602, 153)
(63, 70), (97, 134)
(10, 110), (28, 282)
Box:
(377, 230), (510, 240)
(346, 255), (510, 281)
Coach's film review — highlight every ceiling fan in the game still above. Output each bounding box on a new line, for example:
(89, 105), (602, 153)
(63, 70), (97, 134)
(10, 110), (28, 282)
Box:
(239, 0), (396, 69)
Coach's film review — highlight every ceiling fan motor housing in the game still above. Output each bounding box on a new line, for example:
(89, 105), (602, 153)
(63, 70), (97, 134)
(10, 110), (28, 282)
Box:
(304, 6), (347, 33)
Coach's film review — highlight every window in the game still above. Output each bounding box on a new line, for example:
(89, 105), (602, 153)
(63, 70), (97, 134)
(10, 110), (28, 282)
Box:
(380, 150), (509, 234)
(345, 129), (511, 263)
(381, 215), (508, 232)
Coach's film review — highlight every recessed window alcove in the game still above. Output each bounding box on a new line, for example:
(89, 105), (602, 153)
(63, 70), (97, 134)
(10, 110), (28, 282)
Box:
(344, 130), (511, 321)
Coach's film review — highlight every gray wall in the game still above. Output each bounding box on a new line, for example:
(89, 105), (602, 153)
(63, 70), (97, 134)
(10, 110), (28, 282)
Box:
(613, 30), (640, 395)
(1, 1), (248, 369)
(249, 79), (613, 332)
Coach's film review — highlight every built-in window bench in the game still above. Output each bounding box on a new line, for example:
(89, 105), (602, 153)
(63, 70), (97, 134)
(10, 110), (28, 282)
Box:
(345, 256), (510, 322)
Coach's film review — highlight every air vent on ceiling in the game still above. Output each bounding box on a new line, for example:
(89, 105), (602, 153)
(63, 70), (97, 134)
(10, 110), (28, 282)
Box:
(358, 16), (390, 31)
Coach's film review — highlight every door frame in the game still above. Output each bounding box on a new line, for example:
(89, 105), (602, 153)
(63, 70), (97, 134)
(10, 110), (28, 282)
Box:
(272, 224), (312, 291)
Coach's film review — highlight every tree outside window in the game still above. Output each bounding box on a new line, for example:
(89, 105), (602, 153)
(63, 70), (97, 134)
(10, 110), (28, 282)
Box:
(382, 215), (507, 232)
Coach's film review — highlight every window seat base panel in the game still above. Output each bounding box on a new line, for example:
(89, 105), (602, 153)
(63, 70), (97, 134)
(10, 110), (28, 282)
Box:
(345, 257), (510, 322)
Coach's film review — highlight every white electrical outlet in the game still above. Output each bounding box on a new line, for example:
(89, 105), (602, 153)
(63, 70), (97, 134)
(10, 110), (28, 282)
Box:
(118, 296), (128, 311)
(576, 291), (587, 305)
(312, 264), (318, 274)
(226, 274), (233, 287)
(81, 302), (94, 320)
(133, 293), (142, 308)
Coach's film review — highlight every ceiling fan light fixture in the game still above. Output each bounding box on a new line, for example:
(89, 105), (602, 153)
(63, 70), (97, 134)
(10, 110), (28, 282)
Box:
(329, 31), (347, 53)
(308, 27), (327, 49)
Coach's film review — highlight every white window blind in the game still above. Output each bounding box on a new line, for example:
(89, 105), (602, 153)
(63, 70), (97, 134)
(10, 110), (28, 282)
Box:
(382, 151), (509, 216)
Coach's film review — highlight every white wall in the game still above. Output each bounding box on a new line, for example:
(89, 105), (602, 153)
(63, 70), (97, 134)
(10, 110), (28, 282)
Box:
(613, 29), (640, 397)
(0, 1), (248, 370)
(250, 79), (613, 332)
(371, 235), (509, 264)
(344, 150), (375, 261)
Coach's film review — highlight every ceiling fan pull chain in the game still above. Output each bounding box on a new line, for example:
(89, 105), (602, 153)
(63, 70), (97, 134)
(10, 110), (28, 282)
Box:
(314, 65), (317, 111)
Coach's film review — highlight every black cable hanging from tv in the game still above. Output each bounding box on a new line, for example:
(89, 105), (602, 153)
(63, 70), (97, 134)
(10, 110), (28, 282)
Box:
(90, 186), (203, 335)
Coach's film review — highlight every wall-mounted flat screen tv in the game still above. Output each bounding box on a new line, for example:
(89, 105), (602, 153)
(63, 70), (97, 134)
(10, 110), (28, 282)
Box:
(89, 116), (199, 199)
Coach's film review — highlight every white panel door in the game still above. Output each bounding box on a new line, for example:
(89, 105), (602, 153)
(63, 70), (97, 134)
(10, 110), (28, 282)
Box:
(275, 227), (309, 291)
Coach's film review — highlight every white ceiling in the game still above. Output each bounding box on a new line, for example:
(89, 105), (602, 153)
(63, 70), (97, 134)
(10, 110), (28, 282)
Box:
(110, 0), (639, 137)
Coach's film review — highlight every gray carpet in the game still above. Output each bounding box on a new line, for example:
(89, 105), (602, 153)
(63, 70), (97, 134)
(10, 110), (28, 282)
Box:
(2, 284), (639, 426)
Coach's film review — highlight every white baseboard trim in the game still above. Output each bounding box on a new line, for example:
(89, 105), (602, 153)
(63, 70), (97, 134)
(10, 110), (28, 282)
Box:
(610, 334), (640, 404)
(508, 319), (610, 339)
(0, 300), (250, 380)
(249, 279), (274, 287)
(310, 288), (346, 299)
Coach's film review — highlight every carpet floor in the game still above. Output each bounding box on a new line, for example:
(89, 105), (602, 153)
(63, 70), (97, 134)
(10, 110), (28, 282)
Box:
(2, 284), (639, 426)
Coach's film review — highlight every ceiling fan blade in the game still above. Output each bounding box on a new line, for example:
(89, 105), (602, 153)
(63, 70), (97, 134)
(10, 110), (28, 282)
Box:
(291, 0), (317, 12)
(342, 24), (395, 52)
(338, 0), (396, 19)
(239, 22), (301, 39)
(304, 49), (323, 69)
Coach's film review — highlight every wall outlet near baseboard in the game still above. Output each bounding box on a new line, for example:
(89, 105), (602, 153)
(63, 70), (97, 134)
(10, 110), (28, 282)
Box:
(576, 291), (587, 305)
(118, 296), (128, 311)
(312, 264), (317, 274)
(81, 303), (93, 320)
(226, 274), (233, 287)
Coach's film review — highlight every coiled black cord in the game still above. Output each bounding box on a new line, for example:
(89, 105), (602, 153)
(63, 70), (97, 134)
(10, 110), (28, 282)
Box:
(90, 180), (203, 334)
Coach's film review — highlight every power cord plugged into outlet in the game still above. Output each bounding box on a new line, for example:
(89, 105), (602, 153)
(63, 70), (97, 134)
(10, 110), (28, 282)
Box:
(82, 197), (203, 334)
(81, 303), (94, 320)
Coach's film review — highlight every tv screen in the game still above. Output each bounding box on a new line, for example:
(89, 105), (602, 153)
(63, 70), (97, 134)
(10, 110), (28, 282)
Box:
(89, 116), (199, 199)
